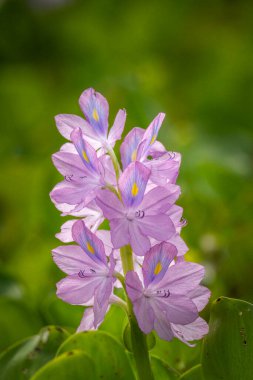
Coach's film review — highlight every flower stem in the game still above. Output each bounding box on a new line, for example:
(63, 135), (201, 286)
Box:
(108, 147), (121, 181)
(120, 246), (154, 380)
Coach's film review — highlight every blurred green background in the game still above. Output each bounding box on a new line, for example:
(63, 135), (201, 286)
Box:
(0, 0), (253, 365)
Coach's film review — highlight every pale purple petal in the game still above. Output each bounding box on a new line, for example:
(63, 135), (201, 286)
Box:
(153, 307), (174, 341)
(133, 296), (154, 334)
(157, 262), (205, 294)
(56, 274), (101, 305)
(168, 234), (188, 256)
(110, 218), (130, 248)
(155, 294), (198, 325)
(52, 151), (85, 179)
(126, 271), (143, 302)
(129, 222), (151, 256)
(52, 245), (100, 275)
(79, 88), (109, 136)
(140, 185), (181, 214)
(142, 242), (177, 287)
(55, 114), (93, 140)
(96, 190), (125, 219)
(56, 220), (77, 242)
(50, 180), (96, 208)
(120, 127), (144, 169)
(108, 109), (126, 146)
(138, 214), (175, 242)
(71, 128), (100, 174)
(119, 161), (150, 208)
(188, 286), (211, 312)
(93, 277), (114, 327)
(72, 220), (107, 265)
(77, 308), (96, 332)
(171, 317), (209, 343)
(137, 113), (165, 160)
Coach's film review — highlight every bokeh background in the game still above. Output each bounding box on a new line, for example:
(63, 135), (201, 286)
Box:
(0, 0), (253, 371)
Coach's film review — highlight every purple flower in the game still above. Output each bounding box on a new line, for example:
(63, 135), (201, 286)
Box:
(53, 220), (116, 327)
(50, 128), (115, 215)
(96, 162), (180, 255)
(120, 114), (181, 185)
(126, 242), (209, 342)
(55, 88), (126, 152)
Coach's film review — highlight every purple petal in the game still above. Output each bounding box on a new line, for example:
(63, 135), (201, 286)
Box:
(52, 245), (100, 275)
(146, 153), (181, 186)
(138, 214), (176, 242)
(96, 190), (125, 219)
(157, 262), (205, 294)
(168, 234), (188, 256)
(188, 285), (211, 312)
(77, 308), (96, 332)
(52, 151), (87, 179)
(126, 271), (143, 302)
(129, 222), (151, 256)
(79, 88), (109, 136)
(50, 180), (96, 208)
(140, 184), (181, 213)
(93, 277), (114, 327)
(56, 220), (76, 242)
(171, 317), (209, 343)
(137, 113), (165, 160)
(120, 127), (144, 169)
(154, 294), (198, 325)
(108, 109), (126, 146)
(110, 218), (130, 249)
(133, 296), (154, 334)
(119, 162), (150, 208)
(153, 307), (174, 341)
(56, 274), (101, 305)
(71, 128), (100, 174)
(72, 220), (107, 265)
(142, 242), (178, 287)
(55, 114), (93, 140)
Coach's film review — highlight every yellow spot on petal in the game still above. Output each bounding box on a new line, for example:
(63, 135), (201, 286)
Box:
(150, 134), (156, 145)
(154, 261), (162, 275)
(131, 149), (137, 161)
(92, 108), (99, 122)
(131, 182), (139, 197)
(82, 150), (89, 162)
(86, 242), (95, 254)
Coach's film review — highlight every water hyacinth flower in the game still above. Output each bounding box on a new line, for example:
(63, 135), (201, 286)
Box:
(53, 220), (116, 327)
(126, 242), (210, 342)
(96, 161), (180, 255)
(55, 88), (126, 153)
(50, 88), (210, 379)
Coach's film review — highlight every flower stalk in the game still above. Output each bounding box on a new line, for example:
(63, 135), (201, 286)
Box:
(120, 246), (155, 380)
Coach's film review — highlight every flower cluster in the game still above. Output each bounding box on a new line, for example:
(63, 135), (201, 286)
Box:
(50, 88), (210, 345)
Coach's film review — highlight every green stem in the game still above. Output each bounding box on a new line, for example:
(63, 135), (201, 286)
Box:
(108, 147), (121, 181)
(120, 246), (154, 380)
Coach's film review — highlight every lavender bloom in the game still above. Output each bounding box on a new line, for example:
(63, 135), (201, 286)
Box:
(96, 162), (180, 255)
(53, 220), (116, 328)
(120, 114), (181, 185)
(126, 242), (210, 342)
(55, 88), (126, 152)
(50, 128), (115, 215)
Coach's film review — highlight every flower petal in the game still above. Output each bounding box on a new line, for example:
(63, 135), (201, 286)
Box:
(126, 271), (143, 302)
(55, 114), (93, 140)
(171, 317), (209, 343)
(120, 127), (144, 169)
(119, 161), (150, 208)
(137, 113), (165, 160)
(142, 242), (177, 287)
(108, 109), (126, 147)
(138, 214), (175, 242)
(79, 88), (109, 136)
(72, 220), (107, 265)
(96, 190), (125, 219)
(187, 285), (211, 312)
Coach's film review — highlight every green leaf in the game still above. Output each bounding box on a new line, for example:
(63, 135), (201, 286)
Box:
(0, 326), (69, 380)
(202, 297), (253, 380)
(151, 356), (180, 379)
(30, 350), (96, 380)
(179, 364), (203, 379)
(0, 297), (43, 351)
(123, 323), (156, 351)
(57, 330), (135, 380)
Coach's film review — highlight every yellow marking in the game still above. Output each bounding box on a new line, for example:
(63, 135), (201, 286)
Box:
(92, 108), (99, 121)
(154, 261), (162, 275)
(86, 242), (95, 254)
(150, 134), (156, 145)
(131, 149), (137, 161)
(131, 182), (139, 197)
(82, 150), (89, 162)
